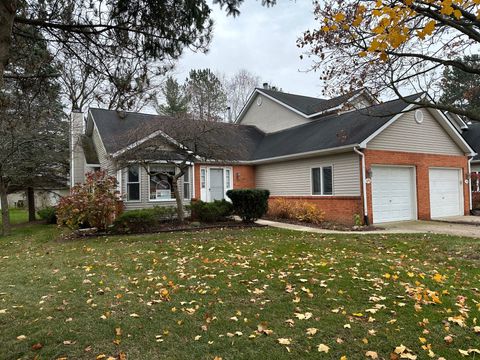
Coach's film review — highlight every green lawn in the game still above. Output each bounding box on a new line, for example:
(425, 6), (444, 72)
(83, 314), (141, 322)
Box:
(0, 225), (479, 360)
(0, 209), (29, 226)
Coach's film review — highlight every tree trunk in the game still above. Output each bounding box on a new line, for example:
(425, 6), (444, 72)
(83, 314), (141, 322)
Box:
(172, 178), (184, 223)
(27, 186), (35, 222)
(0, 176), (10, 236)
(0, 1), (17, 88)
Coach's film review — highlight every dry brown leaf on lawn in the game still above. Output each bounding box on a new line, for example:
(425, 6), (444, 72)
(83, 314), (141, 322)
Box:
(278, 338), (292, 345)
(31, 343), (43, 350)
(317, 343), (330, 353)
(366, 351), (379, 359)
(306, 327), (318, 336)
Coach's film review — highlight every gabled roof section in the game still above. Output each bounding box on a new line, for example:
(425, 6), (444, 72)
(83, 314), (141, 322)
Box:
(259, 88), (365, 116)
(89, 108), (264, 161)
(236, 87), (374, 123)
(251, 94), (419, 161)
(87, 93), (473, 164)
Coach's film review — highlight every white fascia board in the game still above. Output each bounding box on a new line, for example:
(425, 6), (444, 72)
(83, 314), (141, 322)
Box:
(111, 127), (192, 159)
(235, 88), (260, 123)
(246, 144), (358, 164)
(236, 88), (375, 124)
(428, 108), (477, 156)
(359, 102), (417, 148)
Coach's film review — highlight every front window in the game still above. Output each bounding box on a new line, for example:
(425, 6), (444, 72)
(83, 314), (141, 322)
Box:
(149, 165), (175, 201)
(127, 165), (140, 201)
(200, 168), (206, 189)
(225, 168), (232, 190)
(311, 166), (333, 195)
(183, 167), (191, 200)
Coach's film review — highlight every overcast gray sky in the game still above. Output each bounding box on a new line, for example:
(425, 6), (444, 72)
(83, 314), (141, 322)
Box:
(174, 1), (321, 98)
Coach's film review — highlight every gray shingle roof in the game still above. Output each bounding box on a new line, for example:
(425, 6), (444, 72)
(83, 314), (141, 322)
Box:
(258, 88), (364, 116)
(251, 94), (420, 160)
(462, 122), (480, 161)
(89, 94), (419, 162)
(89, 108), (264, 161)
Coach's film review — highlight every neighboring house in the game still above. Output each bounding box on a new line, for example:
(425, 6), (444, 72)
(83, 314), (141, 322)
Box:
(460, 121), (480, 207)
(0, 188), (69, 210)
(70, 87), (476, 225)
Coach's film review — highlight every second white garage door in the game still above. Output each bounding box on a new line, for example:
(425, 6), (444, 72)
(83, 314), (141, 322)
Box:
(372, 166), (416, 223)
(429, 168), (463, 218)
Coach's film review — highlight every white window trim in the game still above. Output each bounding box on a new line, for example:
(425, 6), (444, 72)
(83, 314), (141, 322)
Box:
(148, 164), (176, 202)
(125, 165), (141, 203)
(199, 166), (233, 202)
(183, 166), (192, 200)
(310, 165), (334, 196)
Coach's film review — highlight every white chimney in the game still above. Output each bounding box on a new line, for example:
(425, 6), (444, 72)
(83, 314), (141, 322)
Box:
(70, 111), (86, 187)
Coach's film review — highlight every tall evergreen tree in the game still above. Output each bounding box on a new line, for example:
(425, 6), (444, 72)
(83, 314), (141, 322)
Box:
(185, 69), (227, 121)
(440, 55), (480, 117)
(154, 77), (189, 116)
(0, 27), (67, 235)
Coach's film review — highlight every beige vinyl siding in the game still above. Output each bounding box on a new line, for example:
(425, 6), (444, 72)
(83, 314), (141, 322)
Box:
(472, 163), (480, 172)
(239, 93), (309, 133)
(122, 165), (193, 211)
(255, 152), (361, 196)
(368, 109), (464, 155)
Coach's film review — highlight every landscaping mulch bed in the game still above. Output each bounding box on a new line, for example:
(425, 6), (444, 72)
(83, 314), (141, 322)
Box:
(263, 216), (382, 231)
(59, 220), (265, 241)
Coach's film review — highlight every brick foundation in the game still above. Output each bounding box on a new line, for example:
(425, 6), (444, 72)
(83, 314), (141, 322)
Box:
(268, 196), (363, 225)
(363, 149), (470, 223)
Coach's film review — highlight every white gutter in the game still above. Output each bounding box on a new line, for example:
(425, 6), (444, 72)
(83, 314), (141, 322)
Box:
(354, 147), (369, 225)
(468, 156), (473, 211)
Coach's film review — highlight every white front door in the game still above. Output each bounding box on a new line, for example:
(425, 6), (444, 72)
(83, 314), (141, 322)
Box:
(209, 169), (225, 201)
(429, 168), (463, 218)
(371, 166), (416, 223)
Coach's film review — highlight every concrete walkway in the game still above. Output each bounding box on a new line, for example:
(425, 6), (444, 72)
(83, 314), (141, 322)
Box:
(435, 215), (480, 225)
(256, 219), (480, 238)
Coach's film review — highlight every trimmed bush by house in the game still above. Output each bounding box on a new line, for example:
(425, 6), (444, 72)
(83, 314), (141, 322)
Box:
(189, 200), (233, 223)
(268, 199), (325, 224)
(226, 189), (270, 223)
(37, 206), (57, 224)
(112, 206), (177, 233)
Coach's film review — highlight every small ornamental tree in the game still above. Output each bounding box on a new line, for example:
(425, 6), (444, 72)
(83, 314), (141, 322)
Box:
(57, 170), (119, 231)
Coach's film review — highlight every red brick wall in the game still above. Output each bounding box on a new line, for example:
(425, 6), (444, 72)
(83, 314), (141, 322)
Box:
(192, 164), (255, 200)
(233, 165), (256, 189)
(363, 149), (470, 223)
(268, 196), (363, 225)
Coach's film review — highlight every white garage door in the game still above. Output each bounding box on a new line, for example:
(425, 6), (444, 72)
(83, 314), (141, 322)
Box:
(372, 166), (416, 223)
(429, 168), (463, 218)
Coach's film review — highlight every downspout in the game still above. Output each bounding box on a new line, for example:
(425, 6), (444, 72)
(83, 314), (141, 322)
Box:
(468, 156), (473, 212)
(354, 147), (369, 225)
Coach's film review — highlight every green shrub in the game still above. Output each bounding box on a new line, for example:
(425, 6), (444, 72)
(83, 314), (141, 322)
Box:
(226, 189), (270, 223)
(37, 206), (57, 224)
(189, 200), (233, 223)
(112, 206), (177, 233)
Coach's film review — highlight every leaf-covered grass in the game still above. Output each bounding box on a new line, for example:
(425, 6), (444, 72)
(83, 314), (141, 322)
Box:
(0, 224), (479, 359)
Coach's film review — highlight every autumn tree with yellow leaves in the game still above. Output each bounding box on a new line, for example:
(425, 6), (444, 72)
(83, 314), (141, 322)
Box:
(299, 0), (480, 120)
